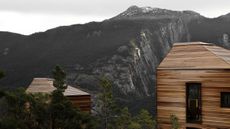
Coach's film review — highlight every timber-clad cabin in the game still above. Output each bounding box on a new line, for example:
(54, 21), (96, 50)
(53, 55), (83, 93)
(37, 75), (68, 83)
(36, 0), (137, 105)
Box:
(26, 78), (91, 112)
(157, 42), (230, 129)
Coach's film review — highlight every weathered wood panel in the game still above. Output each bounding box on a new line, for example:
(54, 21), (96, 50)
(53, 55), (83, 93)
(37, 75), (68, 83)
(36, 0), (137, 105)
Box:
(157, 69), (230, 129)
(67, 95), (91, 112)
(26, 78), (92, 112)
(158, 43), (230, 69)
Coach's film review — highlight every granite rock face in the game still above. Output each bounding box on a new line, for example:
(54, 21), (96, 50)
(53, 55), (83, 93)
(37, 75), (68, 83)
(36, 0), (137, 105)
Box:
(74, 19), (188, 95)
(61, 19), (190, 113)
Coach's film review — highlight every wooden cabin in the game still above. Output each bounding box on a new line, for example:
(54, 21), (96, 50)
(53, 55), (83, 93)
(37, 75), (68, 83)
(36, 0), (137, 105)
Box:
(157, 42), (230, 129)
(26, 78), (91, 112)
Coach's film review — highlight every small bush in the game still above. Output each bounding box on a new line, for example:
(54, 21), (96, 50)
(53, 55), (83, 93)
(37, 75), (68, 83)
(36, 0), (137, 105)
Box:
(170, 114), (179, 129)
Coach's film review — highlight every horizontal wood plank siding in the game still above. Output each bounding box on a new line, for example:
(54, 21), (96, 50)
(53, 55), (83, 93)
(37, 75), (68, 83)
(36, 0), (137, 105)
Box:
(158, 44), (230, 69)
(157, 69), (230, 129)
(67, 95), (91, 112)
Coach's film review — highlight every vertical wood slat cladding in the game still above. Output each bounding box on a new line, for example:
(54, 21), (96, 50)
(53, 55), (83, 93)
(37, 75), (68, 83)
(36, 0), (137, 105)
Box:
(157, 69), (230, 129)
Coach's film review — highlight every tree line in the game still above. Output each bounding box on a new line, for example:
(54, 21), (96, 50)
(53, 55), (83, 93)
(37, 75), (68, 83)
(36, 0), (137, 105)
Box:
(0, 67), (179, 129)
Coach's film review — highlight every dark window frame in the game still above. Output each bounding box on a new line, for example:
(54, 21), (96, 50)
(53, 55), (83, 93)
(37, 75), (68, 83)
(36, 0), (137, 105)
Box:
(221, 92), (230, 108)
(186, 82), (202, 123)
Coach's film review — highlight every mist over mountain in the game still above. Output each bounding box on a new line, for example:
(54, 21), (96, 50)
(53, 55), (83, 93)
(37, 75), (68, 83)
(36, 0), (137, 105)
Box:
(0, 6), (230, 113)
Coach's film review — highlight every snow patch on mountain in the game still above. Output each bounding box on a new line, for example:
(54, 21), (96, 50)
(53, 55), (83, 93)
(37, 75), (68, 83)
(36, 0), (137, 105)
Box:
(112, 5), (201, 20)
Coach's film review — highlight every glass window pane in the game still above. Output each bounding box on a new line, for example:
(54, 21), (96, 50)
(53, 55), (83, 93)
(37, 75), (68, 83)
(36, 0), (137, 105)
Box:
(186, 83), (202, 123)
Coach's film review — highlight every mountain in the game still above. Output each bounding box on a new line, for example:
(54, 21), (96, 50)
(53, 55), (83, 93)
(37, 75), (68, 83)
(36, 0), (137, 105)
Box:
(112, 5), (202, 21)
(217, 13), (230, 21)
(0, 6), (230, 113)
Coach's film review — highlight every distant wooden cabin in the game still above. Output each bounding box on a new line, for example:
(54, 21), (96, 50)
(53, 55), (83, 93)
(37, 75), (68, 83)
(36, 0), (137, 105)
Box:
(157, 42), (230, 129)
(26, 78), (91, 112)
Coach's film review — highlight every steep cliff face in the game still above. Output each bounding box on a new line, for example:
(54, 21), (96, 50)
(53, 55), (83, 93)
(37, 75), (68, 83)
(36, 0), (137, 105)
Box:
(72, 19), (189, 95)
(64, 19), (190, 113)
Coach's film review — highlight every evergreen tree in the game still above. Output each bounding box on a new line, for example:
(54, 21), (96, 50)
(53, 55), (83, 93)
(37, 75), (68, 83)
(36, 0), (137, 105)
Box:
(96, 77), (118, 129)
(50, 65), (71, 129)
(128, 121), (141, 129)
(113, 107), (131, 129)
(136, 109), (156, 129)
(0, 66), (97, 129)
(95, 76), (157, 129)
(0, 85), (96, 129)
(50, 65), (97, 129)
(113, 107), (139, 129)
(52, 65), (67, 92)
(0, 88), (37, 129)
(113, 108), (156, 129)
(29, 93), (51, 129)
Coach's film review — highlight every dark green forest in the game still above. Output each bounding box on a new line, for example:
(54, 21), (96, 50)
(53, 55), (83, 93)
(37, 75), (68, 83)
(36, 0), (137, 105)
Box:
(0, 67), (173, 129)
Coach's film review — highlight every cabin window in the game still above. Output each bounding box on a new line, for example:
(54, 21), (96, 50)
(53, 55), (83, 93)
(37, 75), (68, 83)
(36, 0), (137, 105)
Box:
(186, 83), (202, 123)
(221, 92), (230, 108)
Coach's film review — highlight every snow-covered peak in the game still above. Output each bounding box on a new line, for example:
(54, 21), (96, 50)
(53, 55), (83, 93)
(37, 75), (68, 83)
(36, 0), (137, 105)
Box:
(123, 6), (163, 16)
(140, 6), (154, 13)
(112, 5), (202, 20)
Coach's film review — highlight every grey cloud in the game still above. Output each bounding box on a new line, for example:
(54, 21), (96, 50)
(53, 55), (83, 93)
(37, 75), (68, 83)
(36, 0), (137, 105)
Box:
(0, 0), (230, 17)
(0, 0), (132, 16)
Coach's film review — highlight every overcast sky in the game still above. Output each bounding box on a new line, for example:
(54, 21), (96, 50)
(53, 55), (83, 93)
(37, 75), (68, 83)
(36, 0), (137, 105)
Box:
(0, 0), (230, 35)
